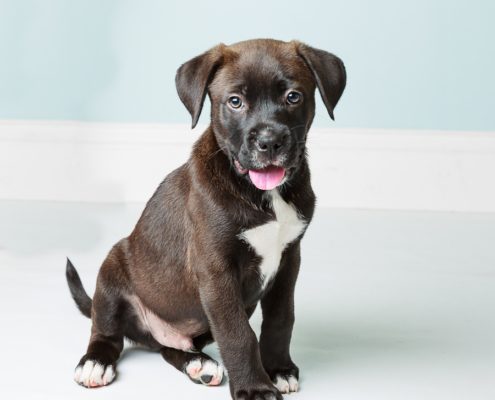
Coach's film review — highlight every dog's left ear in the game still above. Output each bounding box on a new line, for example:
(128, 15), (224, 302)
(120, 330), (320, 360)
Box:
(296, 42), (346, 120)
(175, 44), (225, 128)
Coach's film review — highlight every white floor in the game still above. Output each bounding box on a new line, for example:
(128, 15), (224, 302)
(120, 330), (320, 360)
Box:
(0, 200), (494, 400)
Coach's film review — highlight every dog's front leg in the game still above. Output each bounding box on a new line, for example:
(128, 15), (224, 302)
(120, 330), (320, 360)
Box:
(199, 271), (282, 400)
(259, 242), (301, 394)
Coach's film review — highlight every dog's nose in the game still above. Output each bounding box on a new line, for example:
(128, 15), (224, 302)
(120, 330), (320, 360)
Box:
(254, 131), (287, 154)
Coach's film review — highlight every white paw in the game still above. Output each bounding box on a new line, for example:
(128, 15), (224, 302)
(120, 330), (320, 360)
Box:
(185, 358), (224, 386)
(74, 360), (115, 388)
(274, 374), (299, 394)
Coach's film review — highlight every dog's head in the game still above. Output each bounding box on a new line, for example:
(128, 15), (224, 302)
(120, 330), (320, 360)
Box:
(176, 39), (346, 190)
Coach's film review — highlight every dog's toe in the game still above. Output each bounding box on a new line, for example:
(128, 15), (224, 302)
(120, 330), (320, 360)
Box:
(185, 358), (224, 386)
(74, 360), (115, 388)
(273, 374), (298, 394)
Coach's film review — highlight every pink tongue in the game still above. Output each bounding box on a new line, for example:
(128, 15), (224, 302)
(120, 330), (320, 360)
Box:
(248, 166), (286, 190)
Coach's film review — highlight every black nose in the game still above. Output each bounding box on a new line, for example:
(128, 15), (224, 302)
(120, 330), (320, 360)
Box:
(254, 131), (287, 154)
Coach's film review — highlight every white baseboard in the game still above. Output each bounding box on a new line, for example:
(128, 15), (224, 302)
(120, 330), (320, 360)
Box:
(1, 120), (494, 212)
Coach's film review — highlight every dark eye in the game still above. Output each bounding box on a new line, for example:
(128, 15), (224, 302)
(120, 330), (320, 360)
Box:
(286, 91), (302, 105)
(228, 96), (243, 109)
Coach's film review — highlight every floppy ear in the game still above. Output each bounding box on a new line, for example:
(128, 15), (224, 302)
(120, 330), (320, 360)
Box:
(175, 44), (225, 128)
(296, 43), (346, 120)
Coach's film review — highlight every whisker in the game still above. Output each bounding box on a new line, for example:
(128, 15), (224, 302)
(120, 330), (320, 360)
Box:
(289, 124), (306, 132)
(206, 146), (227, 161)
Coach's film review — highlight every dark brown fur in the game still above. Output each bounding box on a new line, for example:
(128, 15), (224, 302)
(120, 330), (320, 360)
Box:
(66, 39), (346, 400)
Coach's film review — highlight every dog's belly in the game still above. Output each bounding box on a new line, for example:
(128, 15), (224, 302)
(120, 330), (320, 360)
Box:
(239, 190), (306, 289)
(129, 295), (203, 351)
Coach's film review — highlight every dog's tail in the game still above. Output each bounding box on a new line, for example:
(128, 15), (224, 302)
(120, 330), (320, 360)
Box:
(65, 258), (92, 318)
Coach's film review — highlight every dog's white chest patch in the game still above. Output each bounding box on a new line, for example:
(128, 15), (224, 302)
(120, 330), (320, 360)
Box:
(239, 190), (306, 289)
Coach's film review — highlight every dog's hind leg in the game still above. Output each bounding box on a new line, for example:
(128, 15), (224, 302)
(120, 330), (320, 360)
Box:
(72, 248), (127, 388)
(160, 332), (224, 386)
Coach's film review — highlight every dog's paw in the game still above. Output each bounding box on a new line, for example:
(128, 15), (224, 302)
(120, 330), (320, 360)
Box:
(184, 357), (224, 386)
(264, 362), (299, 394)
(234, 384), (283, 400)
(273, 374), (299, 394)
(74, 359), (116, 388)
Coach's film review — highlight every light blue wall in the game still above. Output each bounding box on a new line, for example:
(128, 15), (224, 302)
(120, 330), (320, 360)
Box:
(1, 0), (494, 130)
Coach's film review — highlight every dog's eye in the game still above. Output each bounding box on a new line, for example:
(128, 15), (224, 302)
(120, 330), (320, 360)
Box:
(286, 91), (302, 105)
(228, 96), (243, 109)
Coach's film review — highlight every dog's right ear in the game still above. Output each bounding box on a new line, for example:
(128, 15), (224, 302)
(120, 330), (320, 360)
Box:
(175, 44), (225, 129)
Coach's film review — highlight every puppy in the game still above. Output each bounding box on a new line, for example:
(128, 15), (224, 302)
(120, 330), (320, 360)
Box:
(66, 38), (346, 400)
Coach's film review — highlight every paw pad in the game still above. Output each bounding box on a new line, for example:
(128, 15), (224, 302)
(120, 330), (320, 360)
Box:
(185, 358), (224, 386)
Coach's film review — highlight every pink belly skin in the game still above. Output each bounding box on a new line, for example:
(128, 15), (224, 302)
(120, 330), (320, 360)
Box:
(130, 295), (195, 351)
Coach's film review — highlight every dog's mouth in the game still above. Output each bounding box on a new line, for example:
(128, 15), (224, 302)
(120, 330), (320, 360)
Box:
(234, 159), (286, 191)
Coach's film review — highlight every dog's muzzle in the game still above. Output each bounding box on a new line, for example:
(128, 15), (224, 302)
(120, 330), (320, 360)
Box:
(234, 128), (294, 191)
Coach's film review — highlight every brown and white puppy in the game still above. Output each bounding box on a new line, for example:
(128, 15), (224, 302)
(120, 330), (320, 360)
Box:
(66, 39), (346, 400)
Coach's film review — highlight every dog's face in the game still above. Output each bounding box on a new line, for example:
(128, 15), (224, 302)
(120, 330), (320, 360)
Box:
(176, 39), (346, 190)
